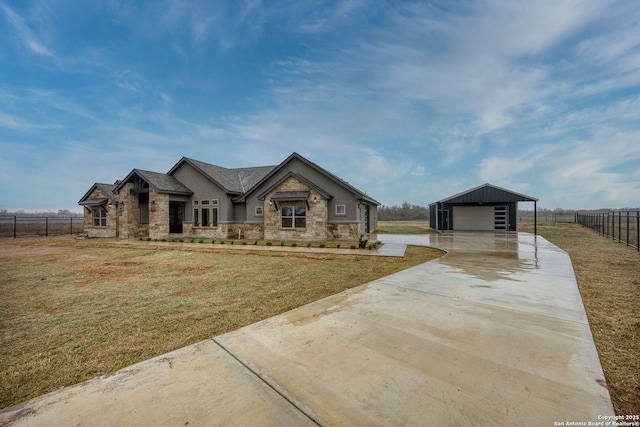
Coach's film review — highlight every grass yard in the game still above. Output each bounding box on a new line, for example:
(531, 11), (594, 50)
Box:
(374, 220), (433, 234)
(0, 236), (444, 409)
(519, 221), (640, 415)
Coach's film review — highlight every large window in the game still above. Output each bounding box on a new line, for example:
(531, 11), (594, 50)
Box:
(93, 208), (106, 227)
(281, 206), (306, 228)
(193, 206), (218, 227)
(202, 208), (210, 227)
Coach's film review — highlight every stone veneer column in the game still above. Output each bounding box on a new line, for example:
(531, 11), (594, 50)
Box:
(118, 182), (139, 239)
(148, 190), (169, 240)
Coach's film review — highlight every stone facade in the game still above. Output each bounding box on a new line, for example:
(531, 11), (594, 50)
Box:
(233, 223), (264, 240)
(263, 177), (329, 241)
(118, 183), (138, 239)
(81, 188), (118, 238)
(148, 190), (169, 240)
(328, 223), (360, 241)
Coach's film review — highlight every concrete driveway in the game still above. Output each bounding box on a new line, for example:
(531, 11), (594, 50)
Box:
(0, 232), (613, 426)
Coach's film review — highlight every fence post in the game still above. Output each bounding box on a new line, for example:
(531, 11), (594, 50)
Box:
(611, 212), (614, 240)
(45, 217), (49, 237)
(626, 211), (630, 247)
(70, 217), (73, 236)
(617, 211), (621, 243)
(13, 216), (16, 238)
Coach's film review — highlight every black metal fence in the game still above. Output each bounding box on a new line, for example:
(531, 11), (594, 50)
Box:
(575, 211), (640, 251)
(0, 216), (84, 238)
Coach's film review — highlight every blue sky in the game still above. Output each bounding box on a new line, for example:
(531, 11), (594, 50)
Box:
(1, 0), (639, 212)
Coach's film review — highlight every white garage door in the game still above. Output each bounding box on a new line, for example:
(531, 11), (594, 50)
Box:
(452, 206), (495, 231)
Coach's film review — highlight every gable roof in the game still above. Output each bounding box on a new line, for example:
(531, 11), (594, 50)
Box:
(78, 182), (120, 206)
(432, 183), (538, 205)
(237, 152), (380, 205)
(168, 157), (276, 194)
(114, 169), (193, 195)
(256, 171), (333, 201)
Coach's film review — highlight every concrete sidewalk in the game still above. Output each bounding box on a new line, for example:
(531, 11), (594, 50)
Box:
(0, 232), (613, 426)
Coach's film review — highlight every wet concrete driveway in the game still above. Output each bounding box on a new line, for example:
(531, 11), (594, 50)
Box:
(1, 232), (613, 426)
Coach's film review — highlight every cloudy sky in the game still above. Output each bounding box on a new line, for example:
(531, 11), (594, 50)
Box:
(1, 0), (639, 212)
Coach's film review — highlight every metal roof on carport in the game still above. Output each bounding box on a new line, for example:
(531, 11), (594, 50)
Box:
(432, 183), (538, 204)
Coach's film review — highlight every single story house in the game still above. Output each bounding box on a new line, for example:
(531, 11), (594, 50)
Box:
(79, 152), (379, 242)
(429, 183), (538, 233)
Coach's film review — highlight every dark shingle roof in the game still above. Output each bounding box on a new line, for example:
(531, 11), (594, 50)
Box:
(181, 158), (276, 194)
(78, 182), (119, 205)
(113, 169), (193, 195)
(133, 169), (193, 194)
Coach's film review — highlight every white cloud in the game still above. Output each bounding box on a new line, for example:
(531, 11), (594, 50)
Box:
(0, 2), (56, 59)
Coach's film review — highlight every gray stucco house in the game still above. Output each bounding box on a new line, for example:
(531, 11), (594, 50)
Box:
(79, 153), (379, 242)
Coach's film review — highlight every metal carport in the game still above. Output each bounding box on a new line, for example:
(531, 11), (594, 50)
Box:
(429, 183), (538, 234)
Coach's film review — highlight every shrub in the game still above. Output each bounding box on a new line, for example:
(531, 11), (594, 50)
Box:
(319, 243), (326, 248)
(280, 241), (285, 246)
(266, 241), (272, 246)
(242, 241), (247, 245)
(307, 242), (312, 248)
(254, 241), (258, 245)
(350, 245), (356, 249)
(198, 239), (204, 244)
(336, 244), (341, 249)
(291, 242), (297, 247)
(230, 241), (234, 245)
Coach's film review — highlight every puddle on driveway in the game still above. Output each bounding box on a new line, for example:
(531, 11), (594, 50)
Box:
(439, 250), (537, 282)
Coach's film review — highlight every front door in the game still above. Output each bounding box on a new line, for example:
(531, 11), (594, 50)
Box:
(169, 203), (184, 234)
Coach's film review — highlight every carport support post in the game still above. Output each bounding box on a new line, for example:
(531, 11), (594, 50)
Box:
(533, 202), (537, 235)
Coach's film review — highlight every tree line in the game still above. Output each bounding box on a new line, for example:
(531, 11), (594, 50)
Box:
(378, 202), (429, 221)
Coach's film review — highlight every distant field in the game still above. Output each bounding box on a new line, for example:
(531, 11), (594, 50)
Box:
(0, 216), (83, 238)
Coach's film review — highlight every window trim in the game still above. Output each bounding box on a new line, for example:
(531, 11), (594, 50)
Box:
(193, 207), (218, 227)
(211, 207), (218, 226)
(255, 206), (263, 216)
(93, 208), (107, 227)
(335, 204), (346, 215)
(281, 205), (306, 229)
